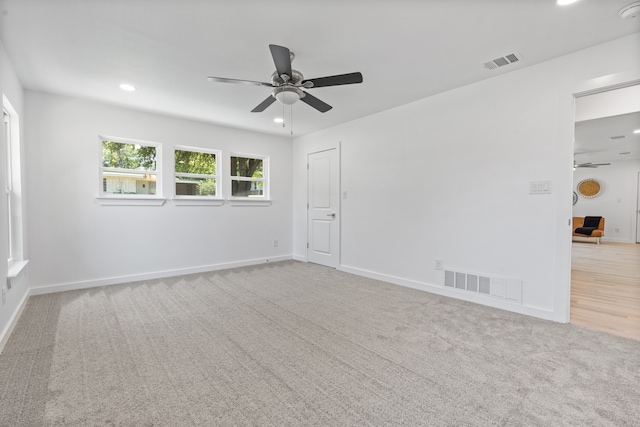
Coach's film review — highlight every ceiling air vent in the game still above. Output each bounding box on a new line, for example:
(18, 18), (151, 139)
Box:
(609, 135), (627, 140)
(483, 52), (522, 71)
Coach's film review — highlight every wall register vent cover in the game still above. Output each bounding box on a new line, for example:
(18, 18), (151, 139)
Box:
(483, 52), (522, 70)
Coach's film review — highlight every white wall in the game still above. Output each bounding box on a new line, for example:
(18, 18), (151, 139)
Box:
(25, 91), (293, 292)
(573, 160), (640, 243)
(293, 34), (640, 322)
(575, 85), (640, 122)
(0, 39), (29, 350)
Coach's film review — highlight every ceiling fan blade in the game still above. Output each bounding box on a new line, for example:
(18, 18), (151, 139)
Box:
(251, 96), (276, 113)
(300, 91), (332, 113)
(207, 76), (272, 87)
(576, 162), (611, 168)
(302, 72), (363, 88)
(269, 44), (292, 80)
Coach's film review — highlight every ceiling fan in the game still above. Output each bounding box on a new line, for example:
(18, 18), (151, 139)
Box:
(574, 161), (611, 168)
(207, 44), (363, 113)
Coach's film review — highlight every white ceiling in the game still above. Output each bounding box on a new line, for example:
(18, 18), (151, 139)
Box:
(1, 0), (639, 139)
(575, 111), (640, 165)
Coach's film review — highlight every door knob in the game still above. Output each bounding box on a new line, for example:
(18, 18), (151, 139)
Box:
(327, 213), (336, 218)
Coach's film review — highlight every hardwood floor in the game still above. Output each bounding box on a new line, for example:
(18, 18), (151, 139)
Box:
(571, 241), (640, 341)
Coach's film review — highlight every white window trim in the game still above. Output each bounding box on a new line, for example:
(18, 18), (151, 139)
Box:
(96, 196), (166, 206)
(227, 199), (271, 207)
(7, 259), (28, 278)
(97, 135), (164, 206)
(4, 95), (28, 284)
(4, 110), (13, 263)
(172, 198), (225, 206)
(172, 145), (223, 205)
(228, 152), (270, 204)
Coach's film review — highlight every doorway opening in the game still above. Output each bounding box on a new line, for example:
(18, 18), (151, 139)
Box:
(569, 84), (640, 340)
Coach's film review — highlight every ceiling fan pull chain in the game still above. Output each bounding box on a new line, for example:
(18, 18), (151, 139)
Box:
(282, 101), (286, 128)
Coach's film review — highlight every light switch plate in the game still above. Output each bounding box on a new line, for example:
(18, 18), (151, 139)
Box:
(529, 180), (552, 194)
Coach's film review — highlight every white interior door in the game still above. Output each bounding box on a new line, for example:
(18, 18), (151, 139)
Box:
(307, 149), (340, 267)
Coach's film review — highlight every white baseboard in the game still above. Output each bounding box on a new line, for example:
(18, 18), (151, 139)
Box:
(339, 265), (435, 293)
(30, 255), (293, 296)
(0, 289), (30, 354)
(573, 236), (635, 244)
(292, 254), (307, 262)
(602, 237), (636, 243)
(338, 264), (555, 322)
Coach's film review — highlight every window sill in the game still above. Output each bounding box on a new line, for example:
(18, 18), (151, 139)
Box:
(8, 260), (28, 279)
(96, 196), (166, 206)
(171, 198), (225, 206)
(227, 199), (272, 207)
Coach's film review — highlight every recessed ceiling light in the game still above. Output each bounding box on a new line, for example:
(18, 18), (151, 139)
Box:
(119, 84), (136, 92)
(633, 129), (640, 134)
(273, 118), (284, 123)
(557, 0), (580, 5)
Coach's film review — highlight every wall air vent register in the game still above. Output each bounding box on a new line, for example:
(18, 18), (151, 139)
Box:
(444, 269), (523, 304)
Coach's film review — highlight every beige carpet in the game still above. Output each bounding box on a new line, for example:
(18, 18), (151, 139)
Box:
(0, 260), (638, 426)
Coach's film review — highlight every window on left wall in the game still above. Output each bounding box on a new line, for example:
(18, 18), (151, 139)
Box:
(4, 96), (28, 282)
(4, 110), (14, 262)
(100, 137), (161, 198)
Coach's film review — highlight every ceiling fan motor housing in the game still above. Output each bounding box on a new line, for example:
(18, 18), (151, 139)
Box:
(271, 69), (304, 86)
(271, 68), (306, 105)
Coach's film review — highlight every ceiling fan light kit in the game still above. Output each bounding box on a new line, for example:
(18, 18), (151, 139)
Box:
(273, 86), (303, 105)
(208, 44), (363, 114)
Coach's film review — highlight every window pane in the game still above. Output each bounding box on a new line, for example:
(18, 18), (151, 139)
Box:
(232, 180), (263, 197)
(102, 141), (156, 171)
(231, 156), (263, 178)
(6, 193), (12, 260)
(175, 177), (216, 196)
(103, 171), (156, 195)
(175, 150), (216, 175)
(4, 112), (11, 191)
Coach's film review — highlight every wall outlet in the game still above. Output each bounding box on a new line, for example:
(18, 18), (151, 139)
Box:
(615, 227), (620, 233)
(273, 239), (279, 247)
(1, 287), (6, 306)
(435, 258), (444, 270)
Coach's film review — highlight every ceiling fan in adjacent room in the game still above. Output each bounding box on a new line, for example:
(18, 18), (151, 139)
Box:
(207, 44), (363, 113)
(573, 160), (611, 168)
